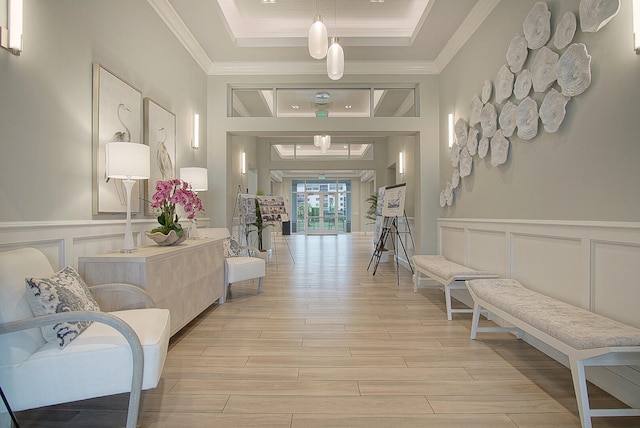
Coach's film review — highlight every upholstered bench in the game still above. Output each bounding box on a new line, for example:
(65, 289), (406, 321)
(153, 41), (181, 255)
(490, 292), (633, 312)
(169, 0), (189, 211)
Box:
(412, 255), (497, 320)
(467, 278), (640, 428)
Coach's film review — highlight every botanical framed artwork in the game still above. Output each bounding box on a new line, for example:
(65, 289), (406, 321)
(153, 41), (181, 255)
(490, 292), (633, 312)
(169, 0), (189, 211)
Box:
(92, 63), (143, 214)
(144, 98), (176, 215)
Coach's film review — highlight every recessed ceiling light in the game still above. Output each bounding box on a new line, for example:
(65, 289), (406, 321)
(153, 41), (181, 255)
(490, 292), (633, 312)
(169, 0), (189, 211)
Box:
(261, 0), (276, 3)
(292, 105), (299, 109)
(370, 0), (384, 2)
(345, 105), (352, 109)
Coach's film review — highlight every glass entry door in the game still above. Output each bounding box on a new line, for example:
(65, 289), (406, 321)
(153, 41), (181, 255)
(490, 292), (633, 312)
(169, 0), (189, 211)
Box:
(306, 192), (337, 234)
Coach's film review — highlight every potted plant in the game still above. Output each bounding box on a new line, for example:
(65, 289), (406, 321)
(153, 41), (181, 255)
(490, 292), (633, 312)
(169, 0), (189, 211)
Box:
(247, 191), (273, 252)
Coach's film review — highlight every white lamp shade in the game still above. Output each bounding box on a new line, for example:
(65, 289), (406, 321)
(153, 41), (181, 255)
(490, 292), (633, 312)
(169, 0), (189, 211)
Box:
(308, 15), (328, 59)
(105, 142), (150, 179)
(327, 38), (344, 80)
(180, 167), (208, 191)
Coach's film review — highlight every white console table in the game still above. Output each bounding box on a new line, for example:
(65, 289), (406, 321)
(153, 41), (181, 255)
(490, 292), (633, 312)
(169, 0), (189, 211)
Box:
(78, 237), (224, 336)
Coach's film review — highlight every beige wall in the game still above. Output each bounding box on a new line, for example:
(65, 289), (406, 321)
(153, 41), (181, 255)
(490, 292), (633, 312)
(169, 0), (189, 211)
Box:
(438, 0), (640, 221)
(0, 0), (207, 223)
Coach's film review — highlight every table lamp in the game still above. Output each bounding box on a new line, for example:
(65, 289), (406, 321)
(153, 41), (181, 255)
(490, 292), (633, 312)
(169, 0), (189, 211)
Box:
(180, 167), (208, 239)
(106, 142), (150, 252)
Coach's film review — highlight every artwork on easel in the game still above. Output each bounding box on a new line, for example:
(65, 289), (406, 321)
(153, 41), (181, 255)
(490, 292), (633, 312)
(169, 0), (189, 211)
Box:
(257, 196), (289, 223)
(382, 183), (407, 218)
(373, 186), (386, 245)
(238, 194), (257, 225)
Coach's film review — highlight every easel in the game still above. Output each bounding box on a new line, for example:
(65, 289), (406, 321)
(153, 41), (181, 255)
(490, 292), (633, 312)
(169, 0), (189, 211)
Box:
(367, 213), (414, 285)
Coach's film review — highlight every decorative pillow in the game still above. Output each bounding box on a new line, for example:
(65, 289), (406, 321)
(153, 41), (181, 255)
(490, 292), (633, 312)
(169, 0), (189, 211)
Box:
(223, 236), (242, 258)
(25, 266), (101, 349)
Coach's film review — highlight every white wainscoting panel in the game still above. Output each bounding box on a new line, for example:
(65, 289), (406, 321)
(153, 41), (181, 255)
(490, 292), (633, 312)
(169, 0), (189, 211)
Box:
(467, 229), (509, 277)
(592, 240), (640, 328)
(440, 226), (466, 264)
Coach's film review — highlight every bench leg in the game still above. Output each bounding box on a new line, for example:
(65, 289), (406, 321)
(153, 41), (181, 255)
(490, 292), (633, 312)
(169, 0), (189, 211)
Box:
(570, 358), (592, 428)
(258, 277), (263, 293)
(470, 303), (482, 339)
(444, 285), (453, 321)
(413, 272), (420, 293)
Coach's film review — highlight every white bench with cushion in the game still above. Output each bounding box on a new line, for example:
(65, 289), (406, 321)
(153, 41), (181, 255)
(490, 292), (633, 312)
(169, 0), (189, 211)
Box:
(467, 278), (640, 428)
(0, 248), (170, 428)
(412, 255), (497, 320)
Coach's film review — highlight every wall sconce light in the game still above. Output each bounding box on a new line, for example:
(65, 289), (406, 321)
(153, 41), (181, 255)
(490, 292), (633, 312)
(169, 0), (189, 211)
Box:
(634, 0), (640, 54)
(192, 113), (200, 149)
(448, 113), (454, 148)
(399, 151), (404, 174)
(241, 152), (246, 174)
(1, 0), (23, 55)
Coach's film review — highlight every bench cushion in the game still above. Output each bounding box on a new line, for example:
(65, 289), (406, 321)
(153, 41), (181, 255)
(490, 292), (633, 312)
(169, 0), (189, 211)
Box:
(412, 255), (496, 284)
(467, 279), (640, 350)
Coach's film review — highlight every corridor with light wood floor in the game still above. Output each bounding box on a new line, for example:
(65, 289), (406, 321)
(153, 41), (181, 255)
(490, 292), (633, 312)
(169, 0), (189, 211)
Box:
(16, 234), (640, 427)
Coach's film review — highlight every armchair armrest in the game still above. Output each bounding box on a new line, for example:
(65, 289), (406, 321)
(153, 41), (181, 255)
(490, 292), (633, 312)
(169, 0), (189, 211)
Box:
(0, 311), (144, 428)
(89, 283), (157, 312)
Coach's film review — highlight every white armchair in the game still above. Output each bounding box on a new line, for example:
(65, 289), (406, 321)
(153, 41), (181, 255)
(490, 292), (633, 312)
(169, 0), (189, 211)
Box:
(199, 228), (266, 303)
(0, 248), (170, 428)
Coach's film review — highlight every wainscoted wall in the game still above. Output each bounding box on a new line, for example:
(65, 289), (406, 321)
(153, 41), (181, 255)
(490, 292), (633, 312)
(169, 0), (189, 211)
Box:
(438, 218), (640, 408)
(0, 219), (210, 271)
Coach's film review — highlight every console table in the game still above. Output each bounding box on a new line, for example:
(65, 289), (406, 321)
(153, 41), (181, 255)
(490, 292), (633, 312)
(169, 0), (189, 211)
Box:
(78, 237), (224, 336)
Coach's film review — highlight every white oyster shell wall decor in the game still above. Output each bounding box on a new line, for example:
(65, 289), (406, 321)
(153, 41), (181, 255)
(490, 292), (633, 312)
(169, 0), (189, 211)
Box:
(455, 118), (469, 148)
(523, 2), (551, 50)
(445, 182), (454, 206)
(579, 0), (620, 33)
(459, 147), (473, 178)
(439, 190), (446, 208)
(495, 64), (515, 104)
(554, 11), (577, 50)
(506, 34), (529, 73)
(480, 103), (498, 138)
(557, 43), (592, 97)
(531, 46), (559, 93)
(516, 96), (539, 141)
(452, 169), (460, 188)
(499, 101), (517, 138)
(469, 95), (483, 126)
(478, 136), (490, 159)
(540, 88), (571, 133)
(490, 130), (509, 167)
(482, 80), (492, 103)
(467, 127), (479, 156)
(514, 69), (532, 100)
(450, 142), (461, 167)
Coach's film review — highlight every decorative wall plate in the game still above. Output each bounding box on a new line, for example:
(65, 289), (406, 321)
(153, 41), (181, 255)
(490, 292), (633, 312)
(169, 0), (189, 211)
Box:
(495, 64), (515, 104)
(470, 95), (483, 126)
(459, 147), (473, 178)
(516, 96), (539, 140)
(478, 136), (490, 159)
(439, 189), (446, 207)
(499, 101), (517, 138)
(482, 80), (492, 103)
(506, 34), (529, 73)
(540, 88), (570, 133)
(455, 118), (469, 148)
(480, 103), (498, 137)
(579, 0), (620, 33)
(531, 46), (559, 93)
(514, 69), (532, 100)
(557, 43), (592, 97)
(450, 142), (461, 167)
(523, 2), (551, 50)
(445, 182), (454, 206)
(490, 130), (509, 167)
(467, 127), (479, 156)
(554, 11), (577, 50)
(452, 168), (460, 188)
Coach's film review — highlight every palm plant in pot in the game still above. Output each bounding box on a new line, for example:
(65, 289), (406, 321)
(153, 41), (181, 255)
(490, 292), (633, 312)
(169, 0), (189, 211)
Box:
(246, 192), (273, 252)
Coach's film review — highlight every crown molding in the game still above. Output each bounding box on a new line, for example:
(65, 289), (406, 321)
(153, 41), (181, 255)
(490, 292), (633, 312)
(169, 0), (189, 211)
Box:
(208, 60), (438, 76)
(434, 0), (501, 72)
(146, 0), (214, 73)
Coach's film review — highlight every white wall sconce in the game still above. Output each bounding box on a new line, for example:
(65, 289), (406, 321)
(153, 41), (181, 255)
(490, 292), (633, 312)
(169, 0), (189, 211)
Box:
(399, 151), (404, 175)
(192, 113), (200, 149)
(634, 0), (640, 54)
(448, 113), (454, 148)
(1, 0), (23, 55)
(241, 151), (246, 174)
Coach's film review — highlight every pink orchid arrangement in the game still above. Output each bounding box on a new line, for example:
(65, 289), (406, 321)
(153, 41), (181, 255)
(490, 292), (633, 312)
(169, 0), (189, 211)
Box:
(149, 179), (204, 237)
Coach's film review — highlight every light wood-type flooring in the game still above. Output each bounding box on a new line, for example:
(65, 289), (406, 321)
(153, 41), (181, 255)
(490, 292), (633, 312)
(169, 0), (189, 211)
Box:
(14, 234), (640, 427)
